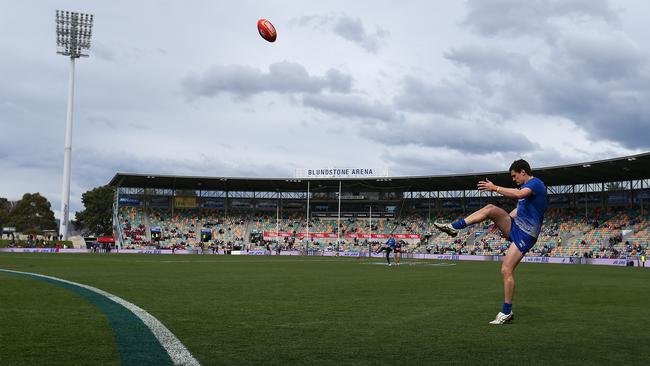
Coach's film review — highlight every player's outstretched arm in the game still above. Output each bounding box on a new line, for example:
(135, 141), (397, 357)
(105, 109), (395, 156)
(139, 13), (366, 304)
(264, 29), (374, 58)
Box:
(478, 179), (532, 200)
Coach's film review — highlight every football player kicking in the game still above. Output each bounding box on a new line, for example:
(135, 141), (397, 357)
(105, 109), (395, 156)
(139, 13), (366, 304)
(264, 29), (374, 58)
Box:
(376, 237), (397, 266)
(434, 159), (547, 325)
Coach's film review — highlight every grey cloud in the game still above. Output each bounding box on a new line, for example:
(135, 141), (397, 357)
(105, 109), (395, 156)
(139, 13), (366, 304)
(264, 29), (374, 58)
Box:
(381, 146), (588, 177)
(324, 69), (354, 93)
(87, 114), (118, 129)
(332, 16), (388, 53)
(393, 77), (478, 116)
(363, 117), (537, 154)
(91, 41), (116, 61)
(415, 5), (650, 150)
(292, 14), (388, 53)
(2, 144), (295, 216)
(537, 82), (650, 149)
(72, 148), (292, 188)
(183, 61), (352, 99)
(91, 41), (165, 63)
(462, 0), (619, 37)
(553, 31), (645, 82)
(84, 114), (147, 130)
(522, 147), (603, 169)
(0, 146), (58, 171)
(442, 46), (540, 119)
(302, 94), (395, 121)
(380, 149), (506, 176)
(445, 46), (531, 74)
(520, 33), (650, 149)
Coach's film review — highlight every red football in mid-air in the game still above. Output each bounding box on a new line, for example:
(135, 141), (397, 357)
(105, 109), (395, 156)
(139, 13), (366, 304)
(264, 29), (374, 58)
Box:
(257, 19), (277, 42)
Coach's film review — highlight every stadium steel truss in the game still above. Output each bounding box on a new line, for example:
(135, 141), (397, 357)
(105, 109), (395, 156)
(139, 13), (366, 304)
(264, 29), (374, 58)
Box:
(110, 152), (650, 197)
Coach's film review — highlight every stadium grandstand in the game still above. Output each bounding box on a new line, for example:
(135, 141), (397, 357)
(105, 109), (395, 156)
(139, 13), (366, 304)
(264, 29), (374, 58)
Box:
(109, 153), (650, 259)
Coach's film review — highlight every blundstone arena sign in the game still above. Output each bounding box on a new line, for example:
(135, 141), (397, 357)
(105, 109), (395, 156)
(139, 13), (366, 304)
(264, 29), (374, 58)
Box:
(295, 168), (389, 179)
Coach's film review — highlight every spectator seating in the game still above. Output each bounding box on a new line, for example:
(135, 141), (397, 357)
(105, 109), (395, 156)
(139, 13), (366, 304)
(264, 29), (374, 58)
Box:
(116, 206), (648, 258)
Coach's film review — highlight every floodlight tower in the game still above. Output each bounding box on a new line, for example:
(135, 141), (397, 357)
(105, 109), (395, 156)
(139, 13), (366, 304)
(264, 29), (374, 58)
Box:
(55, 10), (94, 240)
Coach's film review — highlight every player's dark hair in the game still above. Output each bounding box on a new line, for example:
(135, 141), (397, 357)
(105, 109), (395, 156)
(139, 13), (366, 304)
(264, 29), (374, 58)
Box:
(509, 159), (532, 175)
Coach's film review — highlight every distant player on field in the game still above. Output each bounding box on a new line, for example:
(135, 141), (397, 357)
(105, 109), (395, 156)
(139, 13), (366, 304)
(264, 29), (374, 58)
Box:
(640, 251), (646, 268)
(394, 240), (403, 266)
(433, 159), (547, 325)
(376, 237), (397, 266)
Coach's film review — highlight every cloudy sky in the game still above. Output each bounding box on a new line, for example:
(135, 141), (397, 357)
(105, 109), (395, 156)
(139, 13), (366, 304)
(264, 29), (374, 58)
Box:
(2, 0), (650, 218)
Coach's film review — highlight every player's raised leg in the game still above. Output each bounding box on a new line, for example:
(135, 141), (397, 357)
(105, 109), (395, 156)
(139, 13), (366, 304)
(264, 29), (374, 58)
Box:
(434, 204), (512, 238)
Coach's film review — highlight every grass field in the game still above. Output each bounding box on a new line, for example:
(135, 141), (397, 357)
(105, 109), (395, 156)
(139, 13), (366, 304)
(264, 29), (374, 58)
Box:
(1, 253), (649, 365)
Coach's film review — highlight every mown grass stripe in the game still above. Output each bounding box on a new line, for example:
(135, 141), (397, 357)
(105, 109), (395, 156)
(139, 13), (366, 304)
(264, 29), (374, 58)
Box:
(0, 269), (200, 366)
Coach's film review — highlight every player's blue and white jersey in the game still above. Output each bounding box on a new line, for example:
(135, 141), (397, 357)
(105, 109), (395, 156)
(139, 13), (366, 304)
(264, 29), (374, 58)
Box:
(386, 238), (396, 248)
(513, 177), (547, 238)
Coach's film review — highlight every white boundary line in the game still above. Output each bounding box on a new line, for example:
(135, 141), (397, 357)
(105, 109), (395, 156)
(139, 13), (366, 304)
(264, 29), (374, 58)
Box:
(363, 262), (457, 267)
(0, 269), (201, 366)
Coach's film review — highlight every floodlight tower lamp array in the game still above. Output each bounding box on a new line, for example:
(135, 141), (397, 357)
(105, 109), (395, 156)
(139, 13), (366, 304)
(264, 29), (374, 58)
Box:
(55, 10), (94, 240)
(56, 10), (93, 58)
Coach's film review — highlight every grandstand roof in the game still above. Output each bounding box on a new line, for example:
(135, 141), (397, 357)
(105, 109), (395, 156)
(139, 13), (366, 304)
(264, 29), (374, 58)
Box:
(109, 152), (650, 192)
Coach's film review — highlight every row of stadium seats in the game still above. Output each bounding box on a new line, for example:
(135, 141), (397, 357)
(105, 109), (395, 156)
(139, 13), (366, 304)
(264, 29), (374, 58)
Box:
(116, 206), (648, 257)
(250, 213), (426, 235)
(120, 207), (147, 247)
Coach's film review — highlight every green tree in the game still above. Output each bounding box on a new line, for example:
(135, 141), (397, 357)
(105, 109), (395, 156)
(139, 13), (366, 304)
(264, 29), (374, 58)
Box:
(10, 193), (57, 233)
(74, 185), (115, 236)
(0, 197), (12, 229)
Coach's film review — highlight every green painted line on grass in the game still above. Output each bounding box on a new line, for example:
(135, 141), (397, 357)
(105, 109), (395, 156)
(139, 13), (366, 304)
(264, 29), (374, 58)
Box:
(0, 269), (200, 366)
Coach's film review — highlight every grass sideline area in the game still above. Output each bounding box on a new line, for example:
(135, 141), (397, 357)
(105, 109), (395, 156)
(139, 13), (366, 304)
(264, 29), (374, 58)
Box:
(0, 254), (649, 365)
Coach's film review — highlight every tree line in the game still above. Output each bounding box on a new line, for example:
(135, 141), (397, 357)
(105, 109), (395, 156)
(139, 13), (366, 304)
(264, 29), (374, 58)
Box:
(0, 185), (115, 237)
